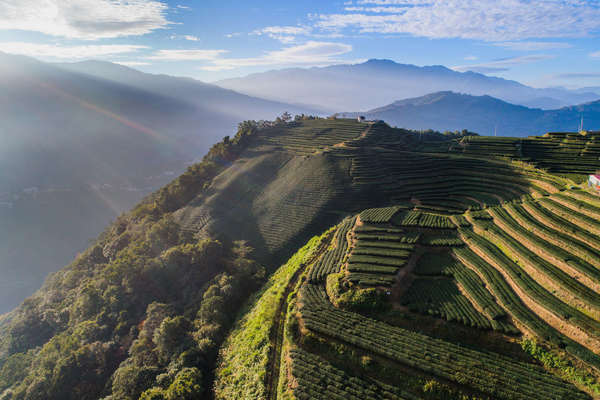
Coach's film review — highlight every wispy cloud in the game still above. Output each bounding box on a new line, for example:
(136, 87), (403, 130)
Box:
(197, 41), (353, 71)
(315, 1), (600, 41)
(453, 54), (555, 73)
(591, 51), (600, 58)
(0, 0), (171, 40)
(344, 6), (417, 13)
(170, 34), (200, 41)
(252, 26), (312, 43)
(147, 49), (228, 61)
(493, 41), (573, 51)
(0, 42), (148, 59)
(114, 61), (151, 67)
(464, 55), (478, 61)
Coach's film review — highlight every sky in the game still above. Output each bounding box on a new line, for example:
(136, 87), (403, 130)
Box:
(1, 0), (600, 88)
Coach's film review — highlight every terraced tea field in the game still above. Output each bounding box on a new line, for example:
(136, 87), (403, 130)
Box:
(211, 120), (600, 400)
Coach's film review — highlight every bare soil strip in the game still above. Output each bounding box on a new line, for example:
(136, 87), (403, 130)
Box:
(521, 202), (600, 249)
(505, 205), (600, 270)
(540, 200), (600, 237)
(471, 217), (600, 319)
(551, 195), (600, 221)
(489, 208), (600, 295)
(458, 232), (600, 353)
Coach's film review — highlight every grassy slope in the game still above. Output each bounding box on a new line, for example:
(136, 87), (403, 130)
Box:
(214, 230), (328, 399)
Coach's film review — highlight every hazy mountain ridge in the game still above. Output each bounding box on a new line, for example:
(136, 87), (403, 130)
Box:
(0, 53), (316, 312)
(216, 59), (600, 112)
(341, 91), (600, 136)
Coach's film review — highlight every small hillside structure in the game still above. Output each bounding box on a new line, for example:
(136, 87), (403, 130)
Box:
(589, 174), (600, 192)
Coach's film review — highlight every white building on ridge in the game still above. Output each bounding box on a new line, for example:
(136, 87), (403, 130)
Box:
(589, 174), (600, 193)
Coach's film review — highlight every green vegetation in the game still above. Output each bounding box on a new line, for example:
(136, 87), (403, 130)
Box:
(359, 206), (404, 223)
(298, 282), (586, 400)
(308, 217), (354, 282)
(410, 252), (513, 332)
(393, 211), (455, 229)
(400, 277), (500, 330)
(214, 231), (327, 399)
(2, 118), (600, 399)
(521, 339), (600, 396)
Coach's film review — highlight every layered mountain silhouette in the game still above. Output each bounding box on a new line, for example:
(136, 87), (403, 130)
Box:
(216, 59), (600, 112)
(341, 91), (600, 136)
(0, 53), (311, 311)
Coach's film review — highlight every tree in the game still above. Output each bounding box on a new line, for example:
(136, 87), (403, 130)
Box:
(279, 112), (292, 123)
(153, 316), (193, 364)
(164, 368), (203, 400)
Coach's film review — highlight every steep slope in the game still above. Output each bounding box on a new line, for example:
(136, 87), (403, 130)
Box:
(216, 59), (600, 111)
(342, 91), (600, 136)
(1, 118), (600, 399)
(215, 133), (600, 398)
(0, 53), (313, 312)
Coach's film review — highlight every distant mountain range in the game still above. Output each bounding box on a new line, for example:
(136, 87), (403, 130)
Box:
(0, 53), (311, 311)
(340, 91), (600, 136)
(216, 59), (600, 112)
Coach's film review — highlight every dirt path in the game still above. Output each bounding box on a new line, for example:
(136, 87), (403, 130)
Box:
(504, 204), (600, 271)
(474, 213), (600, 318)
(521, 202), (600, 249)
(390, 249), (420, 303)
(488, 208), (600, 296)
(551, 195), (600, 221)
(540, 199), (600, 237)
(265, 231), (334, 400)
(458, 231), (600, 353)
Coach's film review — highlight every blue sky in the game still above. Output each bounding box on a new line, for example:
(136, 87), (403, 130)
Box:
(1, 0), (600, 88)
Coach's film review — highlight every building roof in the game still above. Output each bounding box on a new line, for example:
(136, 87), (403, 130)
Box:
(591, 174), (600, 180)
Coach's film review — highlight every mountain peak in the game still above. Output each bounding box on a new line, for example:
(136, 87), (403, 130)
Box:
(216, 60), (599, 112)
(363, 58), (398, 65)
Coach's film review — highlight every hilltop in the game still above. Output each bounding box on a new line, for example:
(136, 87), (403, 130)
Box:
(0, 118), (600, 399)
(215, 59), (600, 111)
(341, 91), (600, 136)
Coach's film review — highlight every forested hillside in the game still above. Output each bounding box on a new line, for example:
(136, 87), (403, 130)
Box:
(0, 53), (314, 312)
(1, 117), (600, 399)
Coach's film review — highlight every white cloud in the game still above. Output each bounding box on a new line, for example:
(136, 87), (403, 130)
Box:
(176, 5), (191, 10)
(0, 0), (171, 40)
(199, 41), (353, 71)
(170, 34), (199, 41)
(356, 0), (429, 4)
(494, 41), (573, 51)
(114, 61), (151, 66)
(453, 54), (555, 73)
(344, 6), (419, 12)
(464, 55), (478, 61)
(0, 42), (148, 59)
(147, 49), (228, 61)
(591, 51), (600, 58)
(252, 26), (312, 43)
(316, 0), (600, 41)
